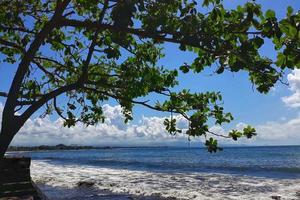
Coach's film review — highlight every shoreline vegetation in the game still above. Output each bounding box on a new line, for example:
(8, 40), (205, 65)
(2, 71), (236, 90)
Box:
(7, 144), (115, 151)
(7, 144), (300, 152)
(7, 144), (172, 152)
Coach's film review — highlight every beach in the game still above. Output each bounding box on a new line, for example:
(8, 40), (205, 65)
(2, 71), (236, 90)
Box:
(31, 160), (300, 200)
(32, 162), (300, 200)
(8, 146), (299, 200)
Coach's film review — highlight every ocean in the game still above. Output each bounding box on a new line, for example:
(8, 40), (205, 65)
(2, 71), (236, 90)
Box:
(9, 146), (300, 199)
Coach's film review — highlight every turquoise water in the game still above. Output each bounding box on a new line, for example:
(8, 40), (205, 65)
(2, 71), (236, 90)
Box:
(15, 146), (300, 178)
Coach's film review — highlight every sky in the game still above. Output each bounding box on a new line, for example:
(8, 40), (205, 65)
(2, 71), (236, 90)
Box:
(0, 0), (300, 147)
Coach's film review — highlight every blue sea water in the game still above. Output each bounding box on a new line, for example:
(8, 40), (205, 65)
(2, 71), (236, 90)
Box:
(14, 146), (300, 179)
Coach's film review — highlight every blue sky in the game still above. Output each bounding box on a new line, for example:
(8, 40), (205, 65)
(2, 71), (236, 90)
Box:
(1, 0), (300, 146)
(133, 0), (300, 124)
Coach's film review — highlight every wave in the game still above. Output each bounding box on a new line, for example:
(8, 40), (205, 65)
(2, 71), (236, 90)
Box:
(31, 160), (300, 200)
(33, 156), (300, 179)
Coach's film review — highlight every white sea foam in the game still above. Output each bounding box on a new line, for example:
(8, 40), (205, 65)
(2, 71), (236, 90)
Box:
(31, 160), (300, 200)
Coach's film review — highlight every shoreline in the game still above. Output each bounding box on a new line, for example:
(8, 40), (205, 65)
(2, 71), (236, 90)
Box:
(31, 160), (300, 200)
(7, 146), (300, 199)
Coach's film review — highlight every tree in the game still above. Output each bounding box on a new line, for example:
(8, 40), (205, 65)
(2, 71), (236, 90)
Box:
(0, 0), (299, 157)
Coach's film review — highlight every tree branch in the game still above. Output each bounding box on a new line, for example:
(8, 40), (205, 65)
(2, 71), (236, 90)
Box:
(0, 92), (8, 97)
(207, 130), (230, 138)
(16, 100), (36, 106)
(0, 38), (25, 53)
(0, 25), (36, 34)
(34, 56), (65, 68)
(82, 86), (190, 120)
(79, 0), (109, 85)
(32, 60), (66, 81)
(53, 97), (68, 120)
(32, 60), (58, 80)
(20, 82), (79, 125)
(60, 19), (185, 42)
(3, 0), (71, 122)
(60, 18), (262, 55)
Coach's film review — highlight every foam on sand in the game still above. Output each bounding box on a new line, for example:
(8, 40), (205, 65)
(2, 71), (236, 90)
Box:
(31, 160), (300, 200)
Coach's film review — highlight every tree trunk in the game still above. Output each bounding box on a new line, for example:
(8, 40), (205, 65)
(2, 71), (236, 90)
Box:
(0, 131), (15, 158)
(0, 125), (18, 158)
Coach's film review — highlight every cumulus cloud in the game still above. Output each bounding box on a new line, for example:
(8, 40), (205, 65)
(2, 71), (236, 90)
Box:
(252, 119), (300, 145)
(253, 117), (300, 145)
(1, 102), (300, 146)
(0, 103), (189, 146)
(208, 119), (300, 146)
(282, 69), (300, 108)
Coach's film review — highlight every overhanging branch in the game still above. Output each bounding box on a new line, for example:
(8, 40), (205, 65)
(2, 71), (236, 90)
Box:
(0, 38), (25, 53)
(53, 97), (68, 120)
(0, 92), (8, 97)
(0, 25), (36, 34)
(60, 18), (262, 55)
(82, 86), (190, 120)
(20, 82), (79, 125)
(60, 19), (192, 43)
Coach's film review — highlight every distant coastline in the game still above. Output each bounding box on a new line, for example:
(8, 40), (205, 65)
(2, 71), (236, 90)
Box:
(7, 144), (300, 152)
(7, 144), (109, 151)
(7, 144), (172, 151)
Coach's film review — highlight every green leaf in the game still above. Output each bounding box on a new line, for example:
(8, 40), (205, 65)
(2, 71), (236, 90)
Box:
(287, 6), (293, 17)
(205, 138), (222, 153)
(216, 66), (224, 74)
(242, 125), (257, 138)
(265, 9), (275, 19)
(252, 37), (264, 48)
(229, 130), (242, 141)
(179, 65), (190, 73)
(276, 53), (286, 67)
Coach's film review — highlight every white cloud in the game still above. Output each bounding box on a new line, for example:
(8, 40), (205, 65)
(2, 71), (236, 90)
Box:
(1, 102), (300, 146)
(253, 117), (300, 145)
(0, 103), (189, 146)
(282, 69), (300, 108)
(207, 119), (300, 146)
